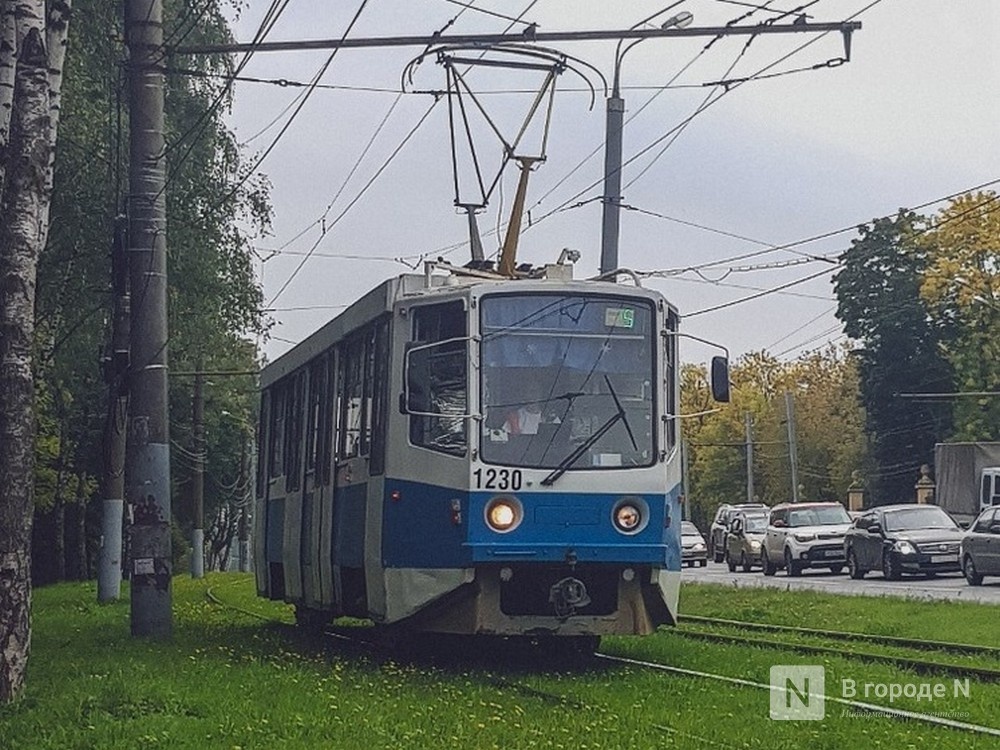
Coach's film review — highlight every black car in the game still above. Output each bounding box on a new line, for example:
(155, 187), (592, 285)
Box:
(844, 504), (963, 580)
(960, 506), (1000, 585)
(709, 502), (768, 563)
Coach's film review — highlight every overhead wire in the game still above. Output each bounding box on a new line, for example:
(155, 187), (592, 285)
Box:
(444, 0), (873, 261)
(212, 0), (374, 212)
(265, 0), (544, 305)
(162, 0), (293, 177)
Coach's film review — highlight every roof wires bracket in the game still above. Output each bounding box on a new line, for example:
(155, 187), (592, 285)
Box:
(402, 43), (602, 265)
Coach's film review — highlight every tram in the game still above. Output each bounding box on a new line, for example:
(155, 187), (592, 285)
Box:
(254, 257), (728, 643)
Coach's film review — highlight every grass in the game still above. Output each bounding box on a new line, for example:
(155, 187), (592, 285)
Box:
(1, 575), (999, 749)
(679, 583), (1000, 646)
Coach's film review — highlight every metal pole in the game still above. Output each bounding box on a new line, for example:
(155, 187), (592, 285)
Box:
(126, 0), (172, 638)
(784, 391), (800, 503)
(191, 370), (205, 579)
(745, 412), (755, 504)
(174, 22), (862, 56)
(600, 92), (624, 275)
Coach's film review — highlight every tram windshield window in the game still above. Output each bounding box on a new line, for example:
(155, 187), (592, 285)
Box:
(480, 294), (655, 470)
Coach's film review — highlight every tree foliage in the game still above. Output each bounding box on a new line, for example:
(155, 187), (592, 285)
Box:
(681, 346), (866, 528)
(919, 192), (1000, 440)
(833, 212), (953, 503)
(31, 0), (270, 584)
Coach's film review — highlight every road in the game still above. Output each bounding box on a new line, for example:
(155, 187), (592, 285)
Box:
(682, 560), (1000, 605)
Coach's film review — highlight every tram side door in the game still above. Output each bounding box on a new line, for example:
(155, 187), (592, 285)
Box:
(332, 330), (374, 617)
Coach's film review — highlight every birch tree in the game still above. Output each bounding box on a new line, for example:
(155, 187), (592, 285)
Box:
(0, 0), (71, 704)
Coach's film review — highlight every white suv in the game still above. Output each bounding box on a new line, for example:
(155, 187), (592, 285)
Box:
(761, 502), (852, 577)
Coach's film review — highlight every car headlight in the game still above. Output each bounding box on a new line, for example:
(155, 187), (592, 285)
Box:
(485, 497), (522, 533)
(750, 540), (761, 550)
(693, 542), (706, 551)
(793, 533), (815, 542)
(894, 540), (916, 555)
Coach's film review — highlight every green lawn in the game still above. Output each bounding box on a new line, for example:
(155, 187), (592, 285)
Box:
(2, 575), (998, 749)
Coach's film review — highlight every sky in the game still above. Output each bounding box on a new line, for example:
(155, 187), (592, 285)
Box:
(216, 1), (1000, 367)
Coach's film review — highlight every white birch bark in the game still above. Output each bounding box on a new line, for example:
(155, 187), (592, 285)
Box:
(0, 1), (17, 196)
(0, 0), (70, 704)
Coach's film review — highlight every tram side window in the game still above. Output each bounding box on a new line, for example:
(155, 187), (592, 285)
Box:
(361, 326), (376, 456)
(322, 353), (336, 483)
(269, 385), (286, 480)
(338, 335), (366, 459)
(408, 301), (467, 456)
(369, 320), (390, 475)
(306, 356), (327, 478)
(664, 311), (678, 450)
(335, 323), (388, 465)
(284, 372), (305, 492)
(256, 392), (269, 497)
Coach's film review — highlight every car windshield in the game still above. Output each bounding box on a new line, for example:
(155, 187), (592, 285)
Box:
(744, 516), (767, 532)
(787, 505), (850, 527)
(479, 294), (655, 470)
(883, 507), (957, 532)
(681, 522), (700, 536)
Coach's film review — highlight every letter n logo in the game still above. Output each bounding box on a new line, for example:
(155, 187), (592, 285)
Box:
(770, 665), (825, 720)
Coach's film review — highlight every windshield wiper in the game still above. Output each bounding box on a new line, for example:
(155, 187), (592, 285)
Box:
(541, 376), (637, 486)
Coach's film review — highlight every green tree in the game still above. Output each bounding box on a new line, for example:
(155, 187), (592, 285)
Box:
(919, 192), (1000, 440)
(681, 347), (867, 524)
(0, 0), (72, 705)
(31, 0), (270, 585)
(834, 212), (953, 504)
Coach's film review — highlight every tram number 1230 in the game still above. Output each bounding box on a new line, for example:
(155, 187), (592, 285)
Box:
(473, 468), (523, 491)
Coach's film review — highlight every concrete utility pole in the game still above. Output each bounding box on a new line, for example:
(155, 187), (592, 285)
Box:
(784, 391), (800, 503)
(98, 218), (130, 603)
(126, 0), (172, 638)
(745, 412), (754, 504)
(598, 13), (855, 274)
(601, 6), (692, 276)
(191, 371), (205, 579)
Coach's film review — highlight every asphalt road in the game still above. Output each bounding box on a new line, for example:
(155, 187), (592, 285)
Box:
(682, 560), (1000, 605)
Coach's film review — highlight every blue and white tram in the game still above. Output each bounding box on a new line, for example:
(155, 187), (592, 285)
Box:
(254, 262), (726, 641)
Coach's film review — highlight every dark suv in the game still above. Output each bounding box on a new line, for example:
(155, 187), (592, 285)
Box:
(844, 504), (963, 580)
(709, 502), (768, 563)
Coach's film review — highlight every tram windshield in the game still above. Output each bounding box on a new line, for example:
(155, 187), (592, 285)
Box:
(480, 293), (656, 471)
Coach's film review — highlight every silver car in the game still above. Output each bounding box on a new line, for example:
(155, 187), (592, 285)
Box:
(681, 521), (708, 567)
(961, 506), (1000, 585)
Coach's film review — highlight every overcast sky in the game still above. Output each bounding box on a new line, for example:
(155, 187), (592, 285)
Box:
(218, 1), (1000, 366)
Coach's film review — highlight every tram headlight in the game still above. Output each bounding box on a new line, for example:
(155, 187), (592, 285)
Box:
(612, 497), (648, 534)
(485, 497), (522, 533)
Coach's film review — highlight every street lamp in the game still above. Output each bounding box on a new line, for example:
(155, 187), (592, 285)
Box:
(600, 4), (694, 276)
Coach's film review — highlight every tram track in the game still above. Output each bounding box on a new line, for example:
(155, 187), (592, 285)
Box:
(204, 588), (1000, 741)
(679, 614), (1000, 659)
(669, 628), (1000, 683)
(594, 652), (1000, 740)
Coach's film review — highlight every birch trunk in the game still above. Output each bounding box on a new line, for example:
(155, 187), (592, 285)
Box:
(0, 0), (71, 704)
(0, 1), (16, 196)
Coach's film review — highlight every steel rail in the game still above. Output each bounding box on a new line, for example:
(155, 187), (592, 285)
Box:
(595, 652), (1000, 739)
(671, 629), (1000, 683)
(679, 614), (1000, 658)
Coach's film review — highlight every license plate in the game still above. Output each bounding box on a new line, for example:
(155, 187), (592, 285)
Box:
(823, 550), (842, 558)
(930, 554), (955, 564)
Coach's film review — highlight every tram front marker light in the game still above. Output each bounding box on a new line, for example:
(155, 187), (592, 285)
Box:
(486, 497), (522, 533)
